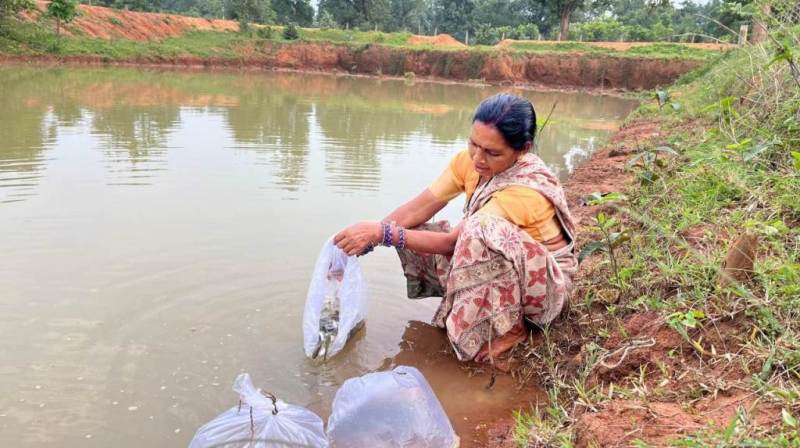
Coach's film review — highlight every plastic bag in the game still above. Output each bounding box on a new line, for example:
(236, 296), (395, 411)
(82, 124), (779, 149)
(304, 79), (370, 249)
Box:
(326, 366), (459, 448)
(189, 373), (328, 448)
(303, 238), (367, 360)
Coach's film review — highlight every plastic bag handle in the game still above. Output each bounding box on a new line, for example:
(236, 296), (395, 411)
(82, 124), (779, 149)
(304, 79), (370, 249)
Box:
(261, 390), (279, 415)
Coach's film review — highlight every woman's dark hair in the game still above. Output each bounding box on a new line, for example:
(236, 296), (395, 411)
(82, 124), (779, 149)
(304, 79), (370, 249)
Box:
(472, 93), (537, 151)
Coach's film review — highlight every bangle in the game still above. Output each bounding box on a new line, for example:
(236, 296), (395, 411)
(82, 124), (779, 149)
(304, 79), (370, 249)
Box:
(381, 222), (392, 246)
(397, 226), (406, 249)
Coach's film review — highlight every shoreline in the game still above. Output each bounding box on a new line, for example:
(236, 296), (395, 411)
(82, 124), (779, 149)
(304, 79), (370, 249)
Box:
(0, 54), (644, 96)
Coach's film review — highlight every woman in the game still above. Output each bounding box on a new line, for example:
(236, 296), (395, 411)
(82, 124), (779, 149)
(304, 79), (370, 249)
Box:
(334, 93), (577, 363)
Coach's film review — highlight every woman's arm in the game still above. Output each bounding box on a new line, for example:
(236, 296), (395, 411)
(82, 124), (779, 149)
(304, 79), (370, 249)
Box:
(334, 219), (463, 257)
(383, 188), (447, 229)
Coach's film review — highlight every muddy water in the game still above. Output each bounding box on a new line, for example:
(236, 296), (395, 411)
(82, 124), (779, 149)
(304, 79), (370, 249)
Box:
(0, 66), (637, 447)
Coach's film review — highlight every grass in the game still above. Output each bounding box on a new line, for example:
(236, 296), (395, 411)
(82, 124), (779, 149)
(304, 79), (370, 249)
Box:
(503, 41), (719, 60)
(0, 13), (724, 62)
(512, 4), (800, 444)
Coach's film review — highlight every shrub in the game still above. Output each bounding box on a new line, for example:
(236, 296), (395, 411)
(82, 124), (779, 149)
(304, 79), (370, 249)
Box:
(283, 23), (299, 40)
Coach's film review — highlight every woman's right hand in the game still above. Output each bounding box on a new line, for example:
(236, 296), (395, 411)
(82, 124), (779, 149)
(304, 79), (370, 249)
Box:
(334, 222), (382, 256)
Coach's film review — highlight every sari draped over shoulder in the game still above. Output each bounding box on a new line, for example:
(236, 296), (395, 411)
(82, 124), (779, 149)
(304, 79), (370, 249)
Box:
(396, 153), (577, 361)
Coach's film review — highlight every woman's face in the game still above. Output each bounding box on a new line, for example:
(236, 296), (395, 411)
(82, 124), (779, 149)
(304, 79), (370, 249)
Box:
(468, 121), (526, 178)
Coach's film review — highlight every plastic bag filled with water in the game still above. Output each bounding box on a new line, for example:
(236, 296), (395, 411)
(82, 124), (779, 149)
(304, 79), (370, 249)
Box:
(303, 238), (367, 360)
(327, 366), (459, 448)
(189, 373), (328, 448)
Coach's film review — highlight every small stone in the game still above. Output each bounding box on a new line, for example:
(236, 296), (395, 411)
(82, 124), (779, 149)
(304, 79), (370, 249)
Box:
(85, 434), (92, 439)
(39, 403), (45, 408)
(112, 401), (119, 406)
(174, 428), (181, 434)
(34, 385), (41, 390)
(128, 406), (138, 411)
(160, 386), (166, 390)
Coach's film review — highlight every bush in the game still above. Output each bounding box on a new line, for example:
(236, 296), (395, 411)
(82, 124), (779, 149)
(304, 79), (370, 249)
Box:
(256, 26), (272, 39)
(283, 23), (299, 40)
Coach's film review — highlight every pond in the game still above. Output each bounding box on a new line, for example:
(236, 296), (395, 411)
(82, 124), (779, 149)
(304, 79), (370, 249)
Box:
(0, 66), (637, 447)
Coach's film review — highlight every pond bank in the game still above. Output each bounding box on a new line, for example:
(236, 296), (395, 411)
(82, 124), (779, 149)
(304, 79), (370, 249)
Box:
(0, 42), (702, 91)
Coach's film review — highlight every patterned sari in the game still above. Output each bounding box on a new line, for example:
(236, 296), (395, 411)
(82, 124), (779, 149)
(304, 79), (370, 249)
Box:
(397, 153), (577, 361)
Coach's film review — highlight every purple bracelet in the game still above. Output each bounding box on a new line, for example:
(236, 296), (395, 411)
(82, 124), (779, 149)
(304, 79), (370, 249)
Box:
(397, 226), (406, 249)
(381, 222), (392, 246)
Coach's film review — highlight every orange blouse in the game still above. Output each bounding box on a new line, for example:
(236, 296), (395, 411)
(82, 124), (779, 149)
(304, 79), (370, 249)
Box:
(429, 150), (562, 242)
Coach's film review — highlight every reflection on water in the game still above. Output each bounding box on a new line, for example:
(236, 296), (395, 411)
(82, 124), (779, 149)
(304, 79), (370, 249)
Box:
(0, 66), (637, 447)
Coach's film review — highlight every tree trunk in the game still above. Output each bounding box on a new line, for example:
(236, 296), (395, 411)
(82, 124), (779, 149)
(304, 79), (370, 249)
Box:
(751, 4), (770, 43)
(56, 19), (61, 36)
(559, 11), (571, 41)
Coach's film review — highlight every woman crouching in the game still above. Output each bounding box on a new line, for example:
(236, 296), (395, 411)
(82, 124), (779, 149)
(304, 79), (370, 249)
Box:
(334, 93), (577, 363)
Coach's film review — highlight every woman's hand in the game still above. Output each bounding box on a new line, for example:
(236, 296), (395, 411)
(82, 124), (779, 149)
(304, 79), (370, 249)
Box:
(334, 222), (382, 256)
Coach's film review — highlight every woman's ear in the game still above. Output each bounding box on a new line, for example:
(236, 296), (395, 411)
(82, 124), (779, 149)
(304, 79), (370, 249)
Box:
(520, 141), (532, 155)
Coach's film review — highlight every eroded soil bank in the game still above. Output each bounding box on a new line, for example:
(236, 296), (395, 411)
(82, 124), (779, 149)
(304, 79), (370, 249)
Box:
(2, 41), (702, 90)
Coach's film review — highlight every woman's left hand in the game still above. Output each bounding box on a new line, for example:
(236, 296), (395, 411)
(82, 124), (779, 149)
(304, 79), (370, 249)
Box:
(334, 222), (382, 256)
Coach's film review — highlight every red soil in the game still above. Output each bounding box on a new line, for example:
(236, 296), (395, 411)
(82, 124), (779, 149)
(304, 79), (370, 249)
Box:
(407, 33), (467, 48)
(23, 1), (238, 40)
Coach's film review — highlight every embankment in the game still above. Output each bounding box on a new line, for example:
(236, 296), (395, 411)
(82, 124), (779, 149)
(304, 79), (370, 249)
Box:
(2, 41), (703, 90)
(4, 3), (707, 90)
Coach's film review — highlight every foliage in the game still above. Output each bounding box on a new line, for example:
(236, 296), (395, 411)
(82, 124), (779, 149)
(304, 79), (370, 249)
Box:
(516, 3), (800, 444)
(0, 0), (34, 19)
(47, 0), (79, 36)
(282, 21), (298, 39)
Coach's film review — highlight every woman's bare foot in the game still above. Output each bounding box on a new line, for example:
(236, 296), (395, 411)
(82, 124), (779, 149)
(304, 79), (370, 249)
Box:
(474, 323), (527, 363)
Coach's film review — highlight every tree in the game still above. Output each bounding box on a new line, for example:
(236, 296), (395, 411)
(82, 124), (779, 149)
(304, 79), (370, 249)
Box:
(0, 0), (34, 20)
(227, 0), (275, 25)
(47, 0), (79, 36)
(272, 0), (313, 26)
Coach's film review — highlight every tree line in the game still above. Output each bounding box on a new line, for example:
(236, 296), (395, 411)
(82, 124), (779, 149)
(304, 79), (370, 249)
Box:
(0, 0), (764, 43)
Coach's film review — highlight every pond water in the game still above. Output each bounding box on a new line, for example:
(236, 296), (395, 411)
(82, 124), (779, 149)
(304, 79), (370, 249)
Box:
(0, 66), (637, 447)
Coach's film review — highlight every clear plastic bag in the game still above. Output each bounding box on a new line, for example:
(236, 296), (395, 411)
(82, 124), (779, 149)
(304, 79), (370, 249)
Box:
(189, 373), (328, 448)
(326, 366), (459, 448)
(303, 238), (367, 360)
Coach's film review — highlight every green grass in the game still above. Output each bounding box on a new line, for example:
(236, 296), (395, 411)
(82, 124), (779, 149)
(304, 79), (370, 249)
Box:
(504, 40), (719, 60)
(513, 23), (800, 446)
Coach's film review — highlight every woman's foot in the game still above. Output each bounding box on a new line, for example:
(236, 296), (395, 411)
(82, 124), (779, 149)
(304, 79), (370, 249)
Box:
(474, 323), (527, 363)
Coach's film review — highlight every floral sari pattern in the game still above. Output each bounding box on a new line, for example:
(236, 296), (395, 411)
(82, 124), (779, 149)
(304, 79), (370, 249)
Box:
(397, 153), (578, 361)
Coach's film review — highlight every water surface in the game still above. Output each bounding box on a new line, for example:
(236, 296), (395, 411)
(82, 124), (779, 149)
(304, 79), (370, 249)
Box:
(0, 66), (637, 446)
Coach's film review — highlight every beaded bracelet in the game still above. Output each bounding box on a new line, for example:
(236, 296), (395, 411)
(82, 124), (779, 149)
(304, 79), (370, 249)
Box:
(397, 226), (406, 250)
(381, 222), (392, 246)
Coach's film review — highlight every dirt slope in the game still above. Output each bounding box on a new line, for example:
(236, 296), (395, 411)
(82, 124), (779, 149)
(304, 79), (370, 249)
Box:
(22, 1), (238, 40)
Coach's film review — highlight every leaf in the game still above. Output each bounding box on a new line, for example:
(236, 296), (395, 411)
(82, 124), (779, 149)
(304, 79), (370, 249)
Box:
(792, 151), (800, 171)
(586, 191), (627, 206)
(654, 146), (679, 156)
(669, 102), (682, 111)
(782, 408), (798, 428)
(722, 411), (739, 442)
(625, 152), (648, 170)
(609, 230), (631, 248)
(743, 142), (771, 161)
(600, 217), (619, 231)
(578, 241), (606, 263)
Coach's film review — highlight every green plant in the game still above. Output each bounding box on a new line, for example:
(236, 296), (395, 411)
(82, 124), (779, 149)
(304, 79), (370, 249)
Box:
(47, 0), (78, 36)
(579, 192), (630, 291)
(283, 23), (299, 40)
(625, 145), (678, 185)
(256, 26), (272, 39)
